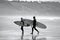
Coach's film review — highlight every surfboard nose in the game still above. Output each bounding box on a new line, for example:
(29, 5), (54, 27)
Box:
(43, 25), (47, 29)
(14, 21), (17, 24)
(45, 26), (47, 29)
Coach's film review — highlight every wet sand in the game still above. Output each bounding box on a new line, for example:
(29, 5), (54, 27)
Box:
(0, 31), (60, 40)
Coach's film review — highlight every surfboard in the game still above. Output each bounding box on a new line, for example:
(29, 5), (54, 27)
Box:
(14, 21), (30, 27)
(23, 19), (47, 29)
(14, 19), (47, 29)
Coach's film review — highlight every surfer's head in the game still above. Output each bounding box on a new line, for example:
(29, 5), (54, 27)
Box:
(21, 18), (23, 21)
(33, 16), (35, 19)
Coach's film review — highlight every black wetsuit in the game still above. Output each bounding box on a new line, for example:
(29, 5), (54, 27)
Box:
(33, 19), (36, 28)
(21, 20), (24, 34)
(32, 19), (39, 34)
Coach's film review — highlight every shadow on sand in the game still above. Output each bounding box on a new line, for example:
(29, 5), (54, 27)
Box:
(21, 34), (47, 40)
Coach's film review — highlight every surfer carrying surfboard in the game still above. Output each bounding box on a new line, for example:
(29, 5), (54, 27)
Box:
(21, 18), (24, 34)
(31, 16), (39, 34)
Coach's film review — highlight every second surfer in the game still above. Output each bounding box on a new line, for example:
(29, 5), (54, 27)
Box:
(31, 16), (39, 34)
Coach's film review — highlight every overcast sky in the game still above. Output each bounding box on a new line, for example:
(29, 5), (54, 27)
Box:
(0, 0), (60, 2)
(8, 0), (60, 2)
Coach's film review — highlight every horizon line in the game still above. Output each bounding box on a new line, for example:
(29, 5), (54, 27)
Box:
(6, 0), (60, 3)
(0, 16), (60, 20)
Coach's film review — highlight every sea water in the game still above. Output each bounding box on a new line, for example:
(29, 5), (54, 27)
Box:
(0, 17), (60, 40)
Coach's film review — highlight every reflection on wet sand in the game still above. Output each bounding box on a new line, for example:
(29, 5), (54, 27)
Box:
(21, 34), (47, 40)
(37, 38), (47, 40)
(32, 34), (47, 40)
(21, 33), (24, 40)
(32, 34), (39, 40)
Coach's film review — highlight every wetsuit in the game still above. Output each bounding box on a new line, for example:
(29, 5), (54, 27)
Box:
(32, 19), (39, 34)
(21, 20), (24, 34)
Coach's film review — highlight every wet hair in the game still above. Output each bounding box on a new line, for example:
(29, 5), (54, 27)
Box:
(33, 16), (35, 18)
(21, 17), (23, 20)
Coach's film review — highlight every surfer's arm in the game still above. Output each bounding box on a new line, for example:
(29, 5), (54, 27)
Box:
(21, 21), (24, 26)
(23, 21), (24, 26)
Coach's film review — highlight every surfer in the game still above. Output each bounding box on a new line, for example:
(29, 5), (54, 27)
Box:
(21, 18), (24, 34)
(31, 16), (39, 34)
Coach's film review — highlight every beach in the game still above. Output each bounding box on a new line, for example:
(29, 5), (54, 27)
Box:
(0, 17), (60, 40)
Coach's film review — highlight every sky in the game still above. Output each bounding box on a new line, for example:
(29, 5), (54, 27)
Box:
(1, 0), (60, 2)
(7, 0), (60, 2)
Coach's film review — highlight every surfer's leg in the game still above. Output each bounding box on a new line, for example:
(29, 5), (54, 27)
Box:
(31, 27), (34, 34)
(34, 27), (39, 34)
(21, 26), (24, 34)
